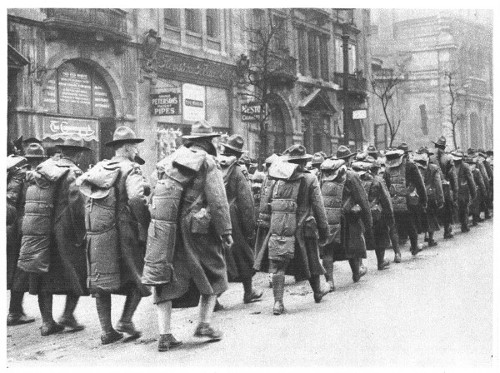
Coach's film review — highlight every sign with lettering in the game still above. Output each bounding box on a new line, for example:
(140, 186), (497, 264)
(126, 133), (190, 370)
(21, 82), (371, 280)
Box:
(151, 92), (180, 116)
(241, 102), (266, 122)
(182, 83), (205, 122)
(352, 109), (367, 119)
(42, 116), (98, 142)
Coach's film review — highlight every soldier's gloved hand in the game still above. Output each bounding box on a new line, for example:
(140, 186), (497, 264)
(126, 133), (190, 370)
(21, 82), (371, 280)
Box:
(222, 234), (234, 250)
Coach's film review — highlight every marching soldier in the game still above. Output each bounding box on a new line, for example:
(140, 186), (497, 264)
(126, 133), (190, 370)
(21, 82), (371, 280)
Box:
(254, 145), (329, 315)
(147, 121), (233, 351)
(451, 149), (477, 233)
(384, 148), (427, 256)
(351, 157), (394, 270)
(219, 135), (262, 305)
(413, 147), (444, 247)
(19, 139), (91, 336)
(464, 154), (487, 226)
(430, 136), (458, 239)
(78, 126), (151, 344)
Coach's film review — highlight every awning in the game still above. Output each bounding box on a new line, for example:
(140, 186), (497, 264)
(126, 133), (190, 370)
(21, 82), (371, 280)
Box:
(8, 44), (29, 70)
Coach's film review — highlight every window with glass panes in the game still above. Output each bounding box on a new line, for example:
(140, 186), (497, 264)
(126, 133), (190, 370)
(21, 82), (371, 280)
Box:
(164, 9), (180, 28)
(206, 9), (219, 38)
(185, 9), (201, 33)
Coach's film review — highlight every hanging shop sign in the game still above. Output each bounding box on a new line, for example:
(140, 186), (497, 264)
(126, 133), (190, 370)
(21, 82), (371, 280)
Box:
(241, 102), (266, 122)
(42, 116), (98, 142)
(352, 109), (367, 120)
(182, 83), (205, 122)
(151, 92), (180, 116)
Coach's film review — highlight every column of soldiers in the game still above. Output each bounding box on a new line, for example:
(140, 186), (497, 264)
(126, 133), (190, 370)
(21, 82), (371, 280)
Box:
(7, 126), (493, 352)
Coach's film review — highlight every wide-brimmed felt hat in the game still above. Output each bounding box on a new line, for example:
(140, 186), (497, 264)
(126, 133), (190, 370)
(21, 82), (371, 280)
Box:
(284, 144), (312, 162)
(355, 151), (368, 161)
(183, 120), (220, 140)
(413, 152), (429, 163)
(222, 134), (245, 154)
(464, 155), (477, 164)
(311, 152), (325, 165)
(486, 150), (493, 156)
(336, 145), (356, 160)
(416, 146), (429, 155)
(351, 160), (372, 172)
(433, 136), (447, 148)
(24, 143), (47, 159)
(398, 142), (410, 153)
(106, 126), (144, 147)
(451, 149), (465, 161)
(57, 137), (92, 151)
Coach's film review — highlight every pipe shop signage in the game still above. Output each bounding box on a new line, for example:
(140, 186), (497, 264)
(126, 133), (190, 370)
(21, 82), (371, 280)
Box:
(43, 116), (98, 141)
(151, 92), (180, 116)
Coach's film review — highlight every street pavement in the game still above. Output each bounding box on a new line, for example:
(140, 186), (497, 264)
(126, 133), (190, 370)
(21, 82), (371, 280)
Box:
(6, 220), (495, 367)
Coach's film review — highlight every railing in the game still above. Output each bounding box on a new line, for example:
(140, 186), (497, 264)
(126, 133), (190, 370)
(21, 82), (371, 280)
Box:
(44, 8), (129, 40)
(249, 50), (297, 86)
(333, 72), (367, 92)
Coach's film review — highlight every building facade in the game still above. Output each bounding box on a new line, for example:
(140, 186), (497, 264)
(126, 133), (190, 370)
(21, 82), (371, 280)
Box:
(370, 9), (493, 151)
(7, 8), (372, 177)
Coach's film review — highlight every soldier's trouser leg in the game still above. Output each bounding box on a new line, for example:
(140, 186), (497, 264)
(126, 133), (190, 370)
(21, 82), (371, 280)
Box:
(38, 292), (54, 324)
(308, 275), (327, 303)
(62, 293), (79, 318)
(9, 291), (25, 315)
(322, 254), (334, 291)
(96, 294), (113, 334)
(269, 259), (288, 315)
(116, 287), (142, 337)
(156, 301), (172, 334)
(199, 294), (217, 324)
(349, 259), (366, 282)
(441, 199), (454, 238)
(458, 202), (469, 232)
(242, 277), (263, 303)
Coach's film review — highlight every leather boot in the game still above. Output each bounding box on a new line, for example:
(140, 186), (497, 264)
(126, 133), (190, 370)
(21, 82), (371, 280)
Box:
(158, 333), (183, 352)
(116, 288), (142, 339)
(349, 259), (361, 283)
(58, 294), (84, 332)
(7, 291), (35, 326)
(375, 248), (390, 270)
(38, 293), (64, 336)
(309, 275), (328, 303)
(96, 294), (123, 345)
(272, 274), (285, 315)
(322, 256), (335, 292)
(242, 278), (263, 304)
(443, 225), (454, 239)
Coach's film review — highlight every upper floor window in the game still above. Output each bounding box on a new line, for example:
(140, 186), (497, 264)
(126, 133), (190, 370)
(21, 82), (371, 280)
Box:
(335, 38), (357, 74)
(185, 9), (201, 33)
(272, 15), (287, 51)
(206, 9), (219, 38)
(164, 9), (180, 28)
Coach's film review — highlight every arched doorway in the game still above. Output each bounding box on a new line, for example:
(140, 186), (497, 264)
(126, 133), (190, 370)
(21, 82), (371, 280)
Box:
(469, 112), (482, 149)
(267, 94), (293, 155)
(41, 59), (116, 170)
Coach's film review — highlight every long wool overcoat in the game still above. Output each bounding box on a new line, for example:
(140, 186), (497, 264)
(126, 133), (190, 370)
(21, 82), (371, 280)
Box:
(416, 163), (444, 234)
(254, 170), (329, 282)
(154, 145), (232, 307)
(7, 157), (29, 291)
(221, 159), (256, 282)
(469, 164), (487, 216)
(322, 169), (373, 261)
(455, 161), (477, 204)
(28, 158), (88, 296)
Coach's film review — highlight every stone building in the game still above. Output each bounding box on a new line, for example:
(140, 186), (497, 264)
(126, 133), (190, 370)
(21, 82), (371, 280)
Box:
(370, 9), (493, 151)
(7, 8), (372, 177)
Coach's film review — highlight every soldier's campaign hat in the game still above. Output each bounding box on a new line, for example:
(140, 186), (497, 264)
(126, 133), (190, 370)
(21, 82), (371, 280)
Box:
(477, 148), (487, 158)
(398, 142), (410, 153)
(451, 149), (465, 161)
(183, 120), (220, 139)
(385, 149), (405, 168)
(57, 137), (92, 151)
(336, 145), (356, 160)
(24, 143), (47, 159)
(413, 148), (429, 164)
(222, 134), (245, 154)
(106, 126), (144, 147)
(351, 160), (372, 173)
(355, 151), (368, 161)
(464, 155), (476, 164)
(311, 152), (325, 165)
(284, 144), (312, 162)
(416, 146), (429, 155)
(432, 136), (447, 148)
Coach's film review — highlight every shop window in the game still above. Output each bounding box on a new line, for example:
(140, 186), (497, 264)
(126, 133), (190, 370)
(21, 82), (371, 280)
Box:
(206, 9), (219, 38)
(185, 9), (201, 34)
(164, 9), (180, 28)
